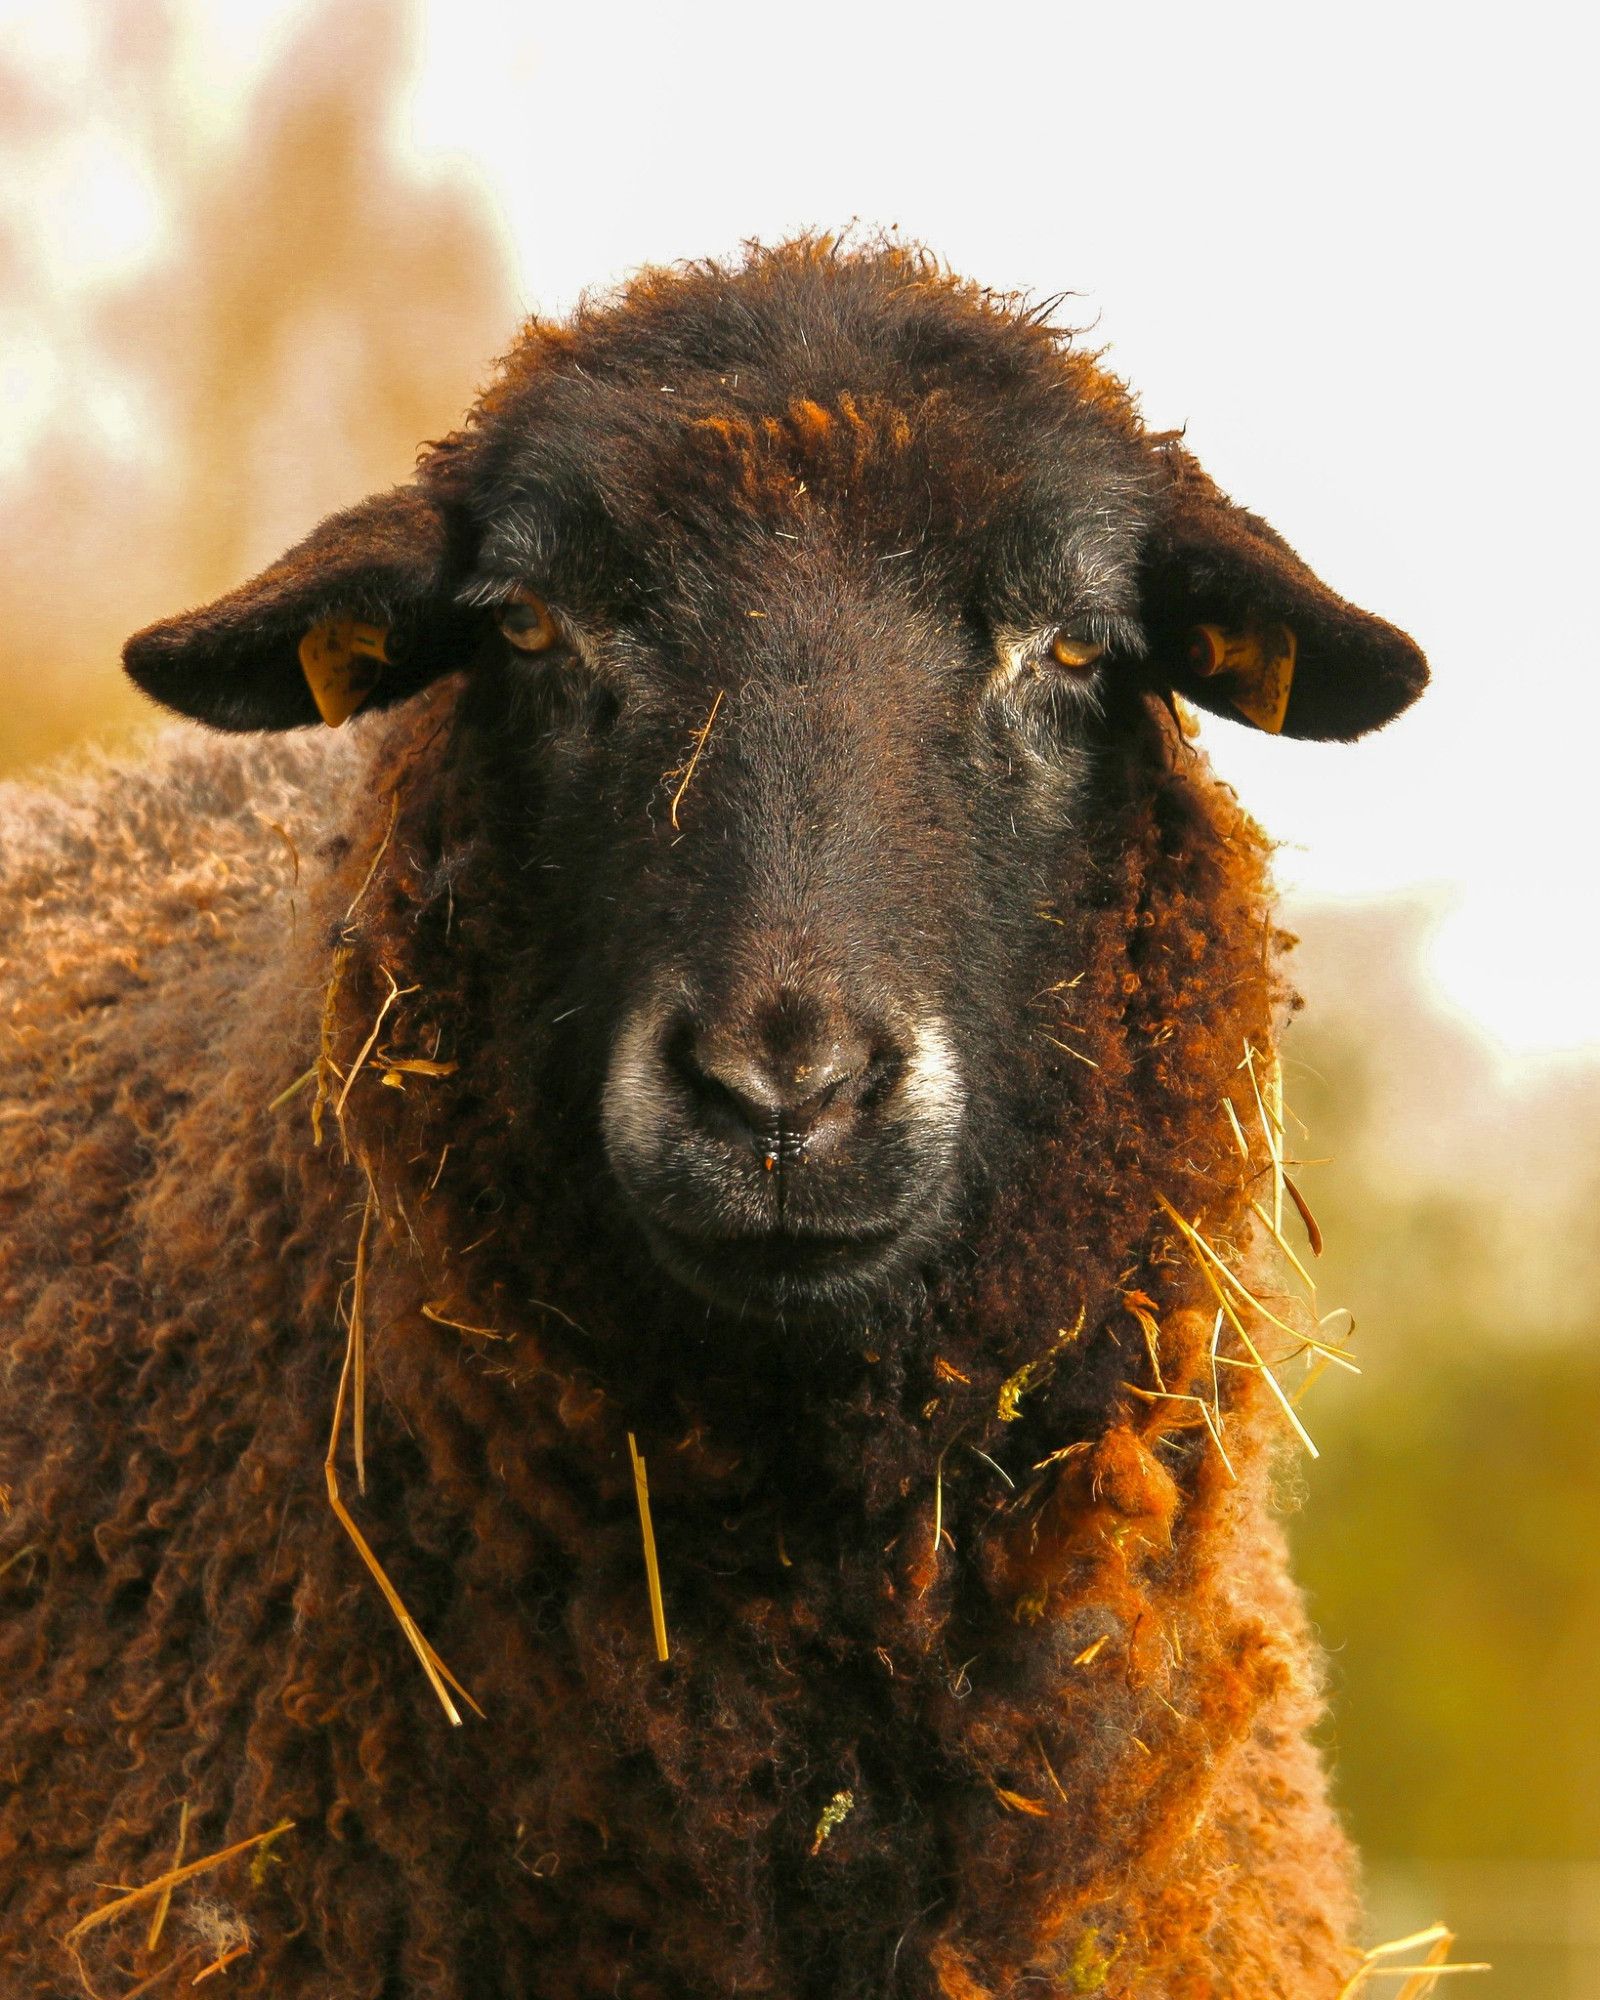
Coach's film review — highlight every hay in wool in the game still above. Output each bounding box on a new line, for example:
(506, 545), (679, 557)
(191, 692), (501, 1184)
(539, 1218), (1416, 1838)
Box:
(0, 239), (1429, 1999)
(1, 706), (1354, 1998)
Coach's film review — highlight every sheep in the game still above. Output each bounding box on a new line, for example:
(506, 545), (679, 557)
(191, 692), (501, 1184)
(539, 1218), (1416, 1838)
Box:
(0, 237), (1427, 2000)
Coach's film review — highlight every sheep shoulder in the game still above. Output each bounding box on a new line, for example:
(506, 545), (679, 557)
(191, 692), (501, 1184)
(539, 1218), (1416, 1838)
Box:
(0, 726), (354, 1205)
(0, 728), (379, 1988)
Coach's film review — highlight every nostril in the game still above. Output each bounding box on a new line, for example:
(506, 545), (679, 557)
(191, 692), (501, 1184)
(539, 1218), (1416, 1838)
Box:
(854, 1046), (905, 1115)
(660, 1027), (759, 1146)
(668, 1033), (779, 1135)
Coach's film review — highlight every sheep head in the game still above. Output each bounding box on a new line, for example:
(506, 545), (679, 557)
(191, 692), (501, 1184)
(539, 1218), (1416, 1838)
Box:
(123, 240), (1426, 1321)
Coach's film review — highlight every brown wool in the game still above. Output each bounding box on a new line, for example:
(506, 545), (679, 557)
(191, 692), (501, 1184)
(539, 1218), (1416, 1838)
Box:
(0, 243), (1413, 2000)
(0, 708), (1355, 1998)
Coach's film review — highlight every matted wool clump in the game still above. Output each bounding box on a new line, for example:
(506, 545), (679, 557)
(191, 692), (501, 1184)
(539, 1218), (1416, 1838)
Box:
(0, 239), (1428, 1999)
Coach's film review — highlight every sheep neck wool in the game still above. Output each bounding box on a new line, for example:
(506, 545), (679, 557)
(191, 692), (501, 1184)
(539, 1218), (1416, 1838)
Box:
(0, 675), (1358, 1999)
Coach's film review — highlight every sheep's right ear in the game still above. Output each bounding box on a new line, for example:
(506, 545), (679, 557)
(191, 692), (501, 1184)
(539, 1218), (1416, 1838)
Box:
(122, 484), (480, 732)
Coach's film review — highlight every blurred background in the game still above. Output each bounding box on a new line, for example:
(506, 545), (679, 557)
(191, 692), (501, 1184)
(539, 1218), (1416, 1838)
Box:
(2, 1), (1594, 1990)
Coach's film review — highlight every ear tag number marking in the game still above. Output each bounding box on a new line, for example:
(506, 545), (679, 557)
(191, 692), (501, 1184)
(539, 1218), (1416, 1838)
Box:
(298, 617), (391, 727)
(1187, 622), (1297, 734)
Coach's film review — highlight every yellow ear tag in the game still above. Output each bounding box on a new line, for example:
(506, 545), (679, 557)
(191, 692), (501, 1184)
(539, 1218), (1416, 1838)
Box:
(1187, 622), (1296, 735)
(297, 616), (391, 727)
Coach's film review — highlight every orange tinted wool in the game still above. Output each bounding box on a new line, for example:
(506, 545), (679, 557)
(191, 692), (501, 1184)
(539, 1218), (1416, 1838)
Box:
(0, 239), (1422, 1999)
(0, 705), (1356, 1996)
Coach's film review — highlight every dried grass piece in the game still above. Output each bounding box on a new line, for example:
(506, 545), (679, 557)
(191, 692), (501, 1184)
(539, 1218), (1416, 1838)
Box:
(421, 1302), (505, 1340)
(264, 818), (300, 886)
(627, 1433), (670, 1663)
(333, 970), (418, 1138)
(0, 1540), (40, 1582)
(1032, 1733), (1071, 1807)
(265, 1067), (316, 1115)
(808, 1789), (857, 1855)
(145, 1801), (189, 1954)
(1248, 1197), (1318, 1298)
(309, 943), (351, 1150)
(928, 1433), (960, 1567)
(524, 1296), (592, 1339)
(966, 1445), (1015, 1491)
(64, 1823), (295, 1944)
(1337, 1924), (1489, 1999)
(1155, 1194), (1319, 1459)
(1039, 1032), (1100, 1069)
(1240, 1042), (1286, 1236)
(349, 1183), (377, 1496)
(992, 1786), (1050, 1817)
(378, 1057), (458, 1086)
(1224, 1072), (1360, 1384)
(1232, 1050), (1327, 1273)
(997, 1307), (1086, 1422)
(190, 1944), (250, 1984)
(1122, 1382), (1236, 1481)
(324, 1291), (482, 1727)
(1123, 1289), (1165, 1391)
(668, 689), (724, 831)
(1267, 1055), (1286, 1236)
(341, 791), (398, 930)
(1172, 1202), (1307, 1346)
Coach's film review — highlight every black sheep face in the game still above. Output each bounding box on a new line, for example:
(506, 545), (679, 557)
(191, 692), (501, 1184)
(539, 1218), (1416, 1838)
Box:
(451, 361), (1156, 1317)
(121, 244), (1428, 1321)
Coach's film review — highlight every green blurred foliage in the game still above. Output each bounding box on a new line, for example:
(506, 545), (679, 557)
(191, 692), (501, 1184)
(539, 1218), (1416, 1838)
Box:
(1288, 901), (1600, 1995)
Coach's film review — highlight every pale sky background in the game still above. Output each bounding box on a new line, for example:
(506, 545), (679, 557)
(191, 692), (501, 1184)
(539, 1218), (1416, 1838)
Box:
(4, 0), (1595, 1057)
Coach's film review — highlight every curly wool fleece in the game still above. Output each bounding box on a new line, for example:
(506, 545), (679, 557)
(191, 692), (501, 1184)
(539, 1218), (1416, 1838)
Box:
(2, 704), (1354, 1999)
(0, 241), (1426, 1999)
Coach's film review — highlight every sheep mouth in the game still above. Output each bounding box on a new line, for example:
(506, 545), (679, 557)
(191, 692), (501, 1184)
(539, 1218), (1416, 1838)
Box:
(639, 1213), (924, 1316)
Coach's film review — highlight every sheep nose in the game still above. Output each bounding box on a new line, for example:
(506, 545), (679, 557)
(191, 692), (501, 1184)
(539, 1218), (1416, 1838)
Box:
(668, 1016), (898, 1161)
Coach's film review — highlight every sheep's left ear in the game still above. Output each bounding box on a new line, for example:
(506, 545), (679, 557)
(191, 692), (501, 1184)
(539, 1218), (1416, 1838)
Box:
(1139, 444), (1428, 741)
(123, 483), (479, 732)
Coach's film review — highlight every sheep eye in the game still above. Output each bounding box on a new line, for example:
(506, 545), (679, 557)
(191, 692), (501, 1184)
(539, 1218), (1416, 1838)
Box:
(498, 588), (559, 654)
(1048, 626), (1106, 675)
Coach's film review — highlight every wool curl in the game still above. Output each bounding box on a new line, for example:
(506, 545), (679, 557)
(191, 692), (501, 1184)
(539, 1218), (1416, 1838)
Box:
(0, 678), (1358, 2000)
